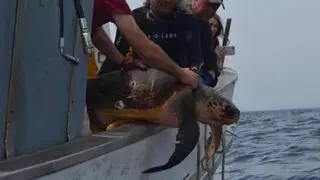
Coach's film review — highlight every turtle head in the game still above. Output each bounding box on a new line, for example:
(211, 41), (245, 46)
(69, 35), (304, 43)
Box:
(193, 85), (240, 125)
(207, 95), (240, 125)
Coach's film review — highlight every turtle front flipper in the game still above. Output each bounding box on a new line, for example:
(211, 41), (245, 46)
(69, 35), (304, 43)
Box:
(142, 90), (200, 174)
(207, 124), (222, 159)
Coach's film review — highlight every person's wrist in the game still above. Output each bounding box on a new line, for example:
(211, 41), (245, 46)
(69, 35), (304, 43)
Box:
(176, 67), (186, 80)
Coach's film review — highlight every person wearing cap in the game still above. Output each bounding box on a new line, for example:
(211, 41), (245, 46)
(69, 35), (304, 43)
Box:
(92, 0), (199, 88)
(100, 0), (218, 84)
(192, 0), (224, 21)
(190, 0), (224, 87)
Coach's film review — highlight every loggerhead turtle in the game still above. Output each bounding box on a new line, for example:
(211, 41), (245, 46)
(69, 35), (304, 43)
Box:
(86, 68), (240, 174)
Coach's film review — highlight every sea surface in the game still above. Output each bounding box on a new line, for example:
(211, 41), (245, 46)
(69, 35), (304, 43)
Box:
(215, 108), (320, 180)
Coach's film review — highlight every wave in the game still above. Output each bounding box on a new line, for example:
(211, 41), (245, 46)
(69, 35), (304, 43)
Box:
(222, 108), (320, 180)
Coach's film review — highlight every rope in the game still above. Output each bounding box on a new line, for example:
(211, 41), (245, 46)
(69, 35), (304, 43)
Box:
(198, 126), (238, 179)
(3, 0), (24, 159)
(196, 123), (201, 180)
(200, 125), (213, 180)
(221, 131), (226, 180)
(65, 14), (81, 141)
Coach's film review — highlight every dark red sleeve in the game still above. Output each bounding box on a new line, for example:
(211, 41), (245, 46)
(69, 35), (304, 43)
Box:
(92, 0), (132, 34)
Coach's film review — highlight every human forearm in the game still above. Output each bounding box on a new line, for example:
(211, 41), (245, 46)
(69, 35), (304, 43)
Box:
(92, 27), (123, 64)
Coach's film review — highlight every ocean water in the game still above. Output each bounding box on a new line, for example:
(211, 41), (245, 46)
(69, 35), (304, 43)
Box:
(215, 108), (320, 180)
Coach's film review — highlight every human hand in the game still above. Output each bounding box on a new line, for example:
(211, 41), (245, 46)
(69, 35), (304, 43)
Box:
(215, 46), (225, 60)
(216, 46), (235, 58)
(178, 68), (199, 88)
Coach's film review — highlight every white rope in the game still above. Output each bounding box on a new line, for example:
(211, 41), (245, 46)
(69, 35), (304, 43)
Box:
(221, 131), (226, 180)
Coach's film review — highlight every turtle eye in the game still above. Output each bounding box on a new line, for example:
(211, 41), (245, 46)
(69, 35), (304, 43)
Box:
(209, 101), (219, 108)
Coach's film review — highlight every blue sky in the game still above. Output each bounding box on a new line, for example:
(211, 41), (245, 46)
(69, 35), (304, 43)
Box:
(111, 0), (320, 111)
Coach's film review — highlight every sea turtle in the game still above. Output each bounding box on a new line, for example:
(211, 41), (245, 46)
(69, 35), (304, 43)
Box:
(86, 68), (240, 174)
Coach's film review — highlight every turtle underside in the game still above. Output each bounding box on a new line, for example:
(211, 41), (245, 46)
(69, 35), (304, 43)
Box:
(86, 69), (200, 174)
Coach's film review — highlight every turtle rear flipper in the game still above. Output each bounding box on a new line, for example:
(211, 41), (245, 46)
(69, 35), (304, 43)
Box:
(207, 125), (222, 158)
(142, 91), (200, 174)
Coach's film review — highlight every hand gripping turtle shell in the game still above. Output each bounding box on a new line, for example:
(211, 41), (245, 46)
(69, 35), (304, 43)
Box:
(86, 68), (240, 174)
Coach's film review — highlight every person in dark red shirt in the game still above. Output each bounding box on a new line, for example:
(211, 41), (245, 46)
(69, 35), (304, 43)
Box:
(92, 0), (132, 34)
(91, 0), (199, 88)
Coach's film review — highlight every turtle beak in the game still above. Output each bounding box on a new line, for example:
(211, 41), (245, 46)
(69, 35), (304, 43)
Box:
(223, 105), (240, 125)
